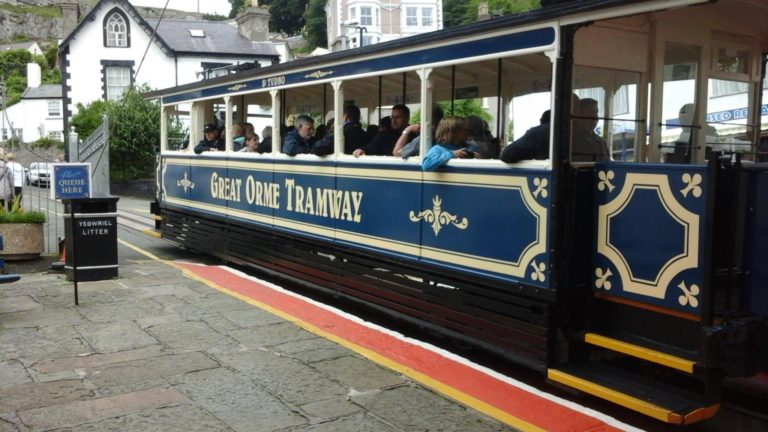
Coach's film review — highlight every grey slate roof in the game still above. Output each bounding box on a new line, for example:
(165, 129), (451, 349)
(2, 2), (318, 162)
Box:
(0, 41), (38, 51)
(21, 85), (63, 99)
(145, 19), (278, 57)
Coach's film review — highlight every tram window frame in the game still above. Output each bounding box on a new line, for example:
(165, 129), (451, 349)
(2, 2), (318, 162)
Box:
(572, 66), (643, 163)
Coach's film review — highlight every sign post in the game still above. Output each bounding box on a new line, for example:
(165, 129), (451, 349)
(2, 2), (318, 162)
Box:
(53, 163), (91, 305)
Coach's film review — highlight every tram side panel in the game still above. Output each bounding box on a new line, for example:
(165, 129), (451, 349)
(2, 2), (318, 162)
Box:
(159, 155), (554, 367)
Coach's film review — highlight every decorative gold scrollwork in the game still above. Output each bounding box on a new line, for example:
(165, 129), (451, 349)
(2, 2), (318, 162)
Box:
(533, 177), (549, 199)
(177, 172), (195, 192)
(680, 173), (703, 198)
(595, 267), (613, 290)
(530, 260), (546, 282)
(597, 170), (616, 193)
(409, 195), (469, 236)
(677, 281), (700, 307)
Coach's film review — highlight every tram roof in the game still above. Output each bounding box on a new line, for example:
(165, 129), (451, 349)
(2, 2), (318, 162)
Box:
(145, 0), (709, 101)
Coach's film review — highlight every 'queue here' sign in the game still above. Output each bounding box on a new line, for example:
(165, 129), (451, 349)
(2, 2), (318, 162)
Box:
(53, 163), (91, 199)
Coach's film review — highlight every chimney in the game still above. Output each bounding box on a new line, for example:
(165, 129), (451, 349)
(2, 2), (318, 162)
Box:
(236, 0), (271, 42)
(477, 2), (491, 21)
(27, 63), (41, 89)
(60, 1), (80, 39)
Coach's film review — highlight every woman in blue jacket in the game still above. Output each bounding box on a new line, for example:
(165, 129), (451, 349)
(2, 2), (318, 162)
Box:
(421, 116), (476, 171)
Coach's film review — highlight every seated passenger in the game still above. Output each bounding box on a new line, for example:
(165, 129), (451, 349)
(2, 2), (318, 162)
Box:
(238, 133), (260, 152)
(466, 115), (499, 159)
(353, 105), (409, 157)
(244, 122), (255, 137)
(232, 123), (245, 151)
(501, 110), (550, 163)
(394, 105), (444, 158)
(258, 126), (272, 154)
(421, 116), (476, 171)
(194, 123), (225, 154)
(312, 105), (370, 155)
(572, 98), (609, 162)
(282, 115), (317, 156)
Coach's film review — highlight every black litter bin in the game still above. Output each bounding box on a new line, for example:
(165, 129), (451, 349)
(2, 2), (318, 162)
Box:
(63, 196), (120, 281)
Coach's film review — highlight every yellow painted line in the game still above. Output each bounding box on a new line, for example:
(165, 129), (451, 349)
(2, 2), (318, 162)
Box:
(548, 368), (680, 424)
(585, 333), (695, 373)
(117, 238), (545, 432)
(152, 215), (162, 221)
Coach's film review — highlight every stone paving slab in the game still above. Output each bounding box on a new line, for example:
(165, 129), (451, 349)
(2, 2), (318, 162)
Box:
(0, 244), (519, 432)
(17, 387), (189, 431)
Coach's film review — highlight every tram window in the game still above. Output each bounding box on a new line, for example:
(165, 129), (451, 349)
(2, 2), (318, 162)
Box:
(705, 79), (751, 157)
(572, 66), (641, 162)
(432, 53), (553, 161)
(167, 103), (190, 151)
(659, 42), (701, 164)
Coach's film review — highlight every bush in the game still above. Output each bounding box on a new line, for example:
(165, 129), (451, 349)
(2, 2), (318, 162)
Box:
(32, 136), (64, 149)
(0, 197), (46, 223)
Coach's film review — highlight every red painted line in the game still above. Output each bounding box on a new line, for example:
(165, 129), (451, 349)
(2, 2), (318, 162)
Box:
(178, 263), (626, 432)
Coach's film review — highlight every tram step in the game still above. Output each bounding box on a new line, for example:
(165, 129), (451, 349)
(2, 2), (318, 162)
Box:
(547, 363), (719, 425)
(584, 332), (696, 374)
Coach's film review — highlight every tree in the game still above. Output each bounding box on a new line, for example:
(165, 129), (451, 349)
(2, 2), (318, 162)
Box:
(412, 99), (492, 123)
(228, 0), (246, 18)
(107, 87), (161, 180)
(264, 0), (308, 35)
(70, 85), (161, 180)
(303, 0), (327, 49)
(442, 0), (468, 28)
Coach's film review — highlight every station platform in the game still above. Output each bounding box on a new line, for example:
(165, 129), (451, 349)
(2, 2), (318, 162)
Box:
(0, 239), (639, 431)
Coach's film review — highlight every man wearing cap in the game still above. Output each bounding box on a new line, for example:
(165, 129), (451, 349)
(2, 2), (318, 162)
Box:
(194, 123), (225, 154)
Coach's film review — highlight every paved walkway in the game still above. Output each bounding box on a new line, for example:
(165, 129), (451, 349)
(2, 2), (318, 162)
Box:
(0, 242), (520, 432)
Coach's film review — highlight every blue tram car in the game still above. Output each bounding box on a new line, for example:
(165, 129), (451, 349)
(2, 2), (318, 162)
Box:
(150, 0), (768, 424)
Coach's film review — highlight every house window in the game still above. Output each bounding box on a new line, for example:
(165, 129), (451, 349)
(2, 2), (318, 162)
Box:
(48, 100), (61, 117)
(104, 9), (130, 48)
(406, 7), (418, 26)
(421, 8), (433, 26)
(349, 7), (356, 20)
(362, 36), (373, 47)
(106, 66), (131, 101)
(49, 131), (63, 141)
(360, 7), (372, 26)
(12, 129), (22, 142)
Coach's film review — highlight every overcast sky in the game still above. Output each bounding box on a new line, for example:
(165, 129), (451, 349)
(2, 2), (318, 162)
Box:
(130, 0), (232, 16)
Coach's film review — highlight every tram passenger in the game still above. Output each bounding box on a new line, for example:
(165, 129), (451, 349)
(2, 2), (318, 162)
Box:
(244, 122), (255, 137)
(466, 115), (499, 159)
(232, 123), (246, 151)
(394, 105), (444, 158)
(312, 105), (371, 155)
(194, 123), (225, 154)
(282, 115), (318, 156)
(571, 98), (609, 162)
(501, 110), (550, 163)
(353, 105), (409, 157)
(421, 116), (477, 171)
(258, 126), (273, 154)
(238, 134), (260, 152)
(668, 103), (718, 163)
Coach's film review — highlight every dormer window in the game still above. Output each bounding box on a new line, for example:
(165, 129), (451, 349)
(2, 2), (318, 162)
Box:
(104, 9), (130, 48)
(190, 29), (205, 38)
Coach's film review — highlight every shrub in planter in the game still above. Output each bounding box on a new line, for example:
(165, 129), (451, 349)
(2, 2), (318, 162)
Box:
(0, 197), (47, 260)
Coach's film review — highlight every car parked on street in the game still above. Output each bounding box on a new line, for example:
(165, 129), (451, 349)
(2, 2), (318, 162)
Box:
(27, 162), (53, 187)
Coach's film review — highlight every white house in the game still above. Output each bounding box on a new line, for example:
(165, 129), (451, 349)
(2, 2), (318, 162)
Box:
(59, 0), (285, 133)
(326, 0), (443, 50)
(0, 64), (64, 144)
